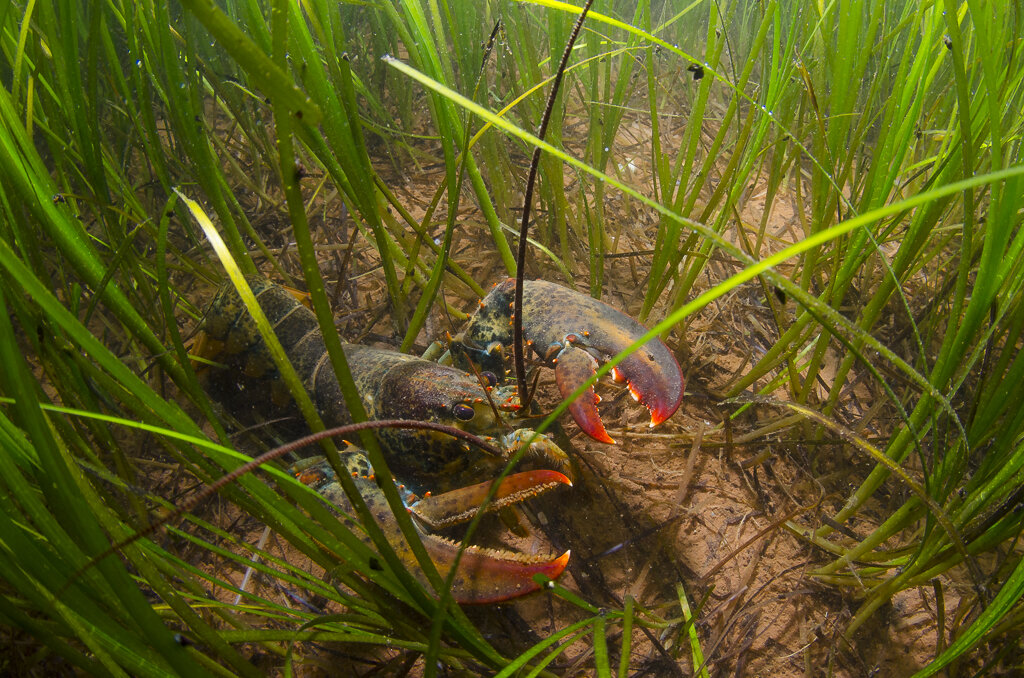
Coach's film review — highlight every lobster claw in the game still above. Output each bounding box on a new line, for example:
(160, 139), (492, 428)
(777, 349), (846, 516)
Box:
(460, 279), (685, 444)
(553, 344), (614, 444)
(293, 451), (571, 605)
(408, 469), (571, 603)
(417, 534), (570, 605)
(597, 328), (684, 428)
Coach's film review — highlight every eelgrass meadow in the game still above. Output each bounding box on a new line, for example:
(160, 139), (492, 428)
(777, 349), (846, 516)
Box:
(1, 0), (1023, 675)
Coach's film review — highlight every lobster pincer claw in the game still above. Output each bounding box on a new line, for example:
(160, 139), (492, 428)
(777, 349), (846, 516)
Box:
(409, 468), (573, 529)
(418, 533), (570, 604)
(408, 469), (572, 604)
(458, 279), (685, 444)
(292, 449), (571, 605)
(552, 343), (614, 444)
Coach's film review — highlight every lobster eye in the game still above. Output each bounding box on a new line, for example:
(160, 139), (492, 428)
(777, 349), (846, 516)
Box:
(453, 403), (475, 421)
(481, 371), (498, 387)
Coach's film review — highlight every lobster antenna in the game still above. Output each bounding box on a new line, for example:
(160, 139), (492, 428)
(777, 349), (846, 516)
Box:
(513, 0), (595, 406)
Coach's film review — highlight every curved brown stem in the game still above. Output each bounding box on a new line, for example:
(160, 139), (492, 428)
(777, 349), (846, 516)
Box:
(513, 0), (595, 407)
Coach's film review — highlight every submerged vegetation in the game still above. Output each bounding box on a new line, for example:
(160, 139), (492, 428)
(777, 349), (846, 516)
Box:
(1, 0), (1023, 674)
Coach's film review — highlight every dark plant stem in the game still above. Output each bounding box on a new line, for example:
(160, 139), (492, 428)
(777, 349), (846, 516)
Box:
(513, 0), (594, 405)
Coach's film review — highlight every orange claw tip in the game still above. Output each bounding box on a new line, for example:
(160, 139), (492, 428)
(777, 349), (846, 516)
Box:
(552, 549), (570, 572)
(650, 409), (670, 426)
(541, 549), (571, 582)
(647, 384), (682, 426)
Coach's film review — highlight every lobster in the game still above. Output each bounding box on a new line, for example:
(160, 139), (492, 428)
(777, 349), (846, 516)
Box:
(197, 277), (571, 603)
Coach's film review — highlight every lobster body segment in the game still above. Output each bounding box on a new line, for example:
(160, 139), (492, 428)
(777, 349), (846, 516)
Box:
(455, 279), (684, 444)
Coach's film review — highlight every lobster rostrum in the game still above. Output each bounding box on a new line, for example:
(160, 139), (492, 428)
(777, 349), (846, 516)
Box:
(198, 278), (571, 603)
(453, 279), (685, 444)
